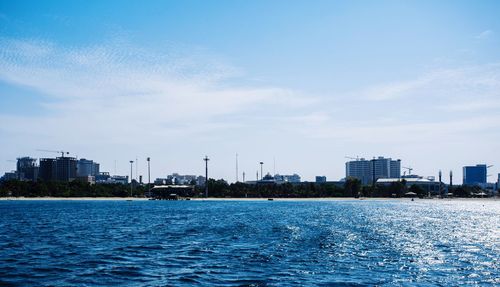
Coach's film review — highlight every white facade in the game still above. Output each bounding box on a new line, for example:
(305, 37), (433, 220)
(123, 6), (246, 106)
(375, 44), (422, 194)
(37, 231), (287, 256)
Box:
(346, 157), (401, 185)
(274, 174), (301, 183)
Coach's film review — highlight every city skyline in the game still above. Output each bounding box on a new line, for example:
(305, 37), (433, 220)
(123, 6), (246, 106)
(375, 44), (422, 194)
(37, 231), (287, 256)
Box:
(1, 0), (500, 182)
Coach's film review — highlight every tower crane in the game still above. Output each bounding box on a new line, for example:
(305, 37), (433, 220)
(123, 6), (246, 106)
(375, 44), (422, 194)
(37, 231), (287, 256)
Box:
(36, 149), (70, 158)
(402, 166), (413, 175)
(345, 156), (359, 161)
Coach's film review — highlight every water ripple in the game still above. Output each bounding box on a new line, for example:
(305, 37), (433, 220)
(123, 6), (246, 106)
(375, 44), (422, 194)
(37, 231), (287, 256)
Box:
(0, 199), (498, 286)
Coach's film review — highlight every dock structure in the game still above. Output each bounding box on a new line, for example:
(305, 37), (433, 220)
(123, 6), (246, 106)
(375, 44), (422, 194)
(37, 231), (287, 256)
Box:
(150, 185), (194, 200)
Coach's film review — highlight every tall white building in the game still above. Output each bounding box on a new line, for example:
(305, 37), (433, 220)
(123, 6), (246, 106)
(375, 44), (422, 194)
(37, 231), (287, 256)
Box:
(346, 157), (401, 185)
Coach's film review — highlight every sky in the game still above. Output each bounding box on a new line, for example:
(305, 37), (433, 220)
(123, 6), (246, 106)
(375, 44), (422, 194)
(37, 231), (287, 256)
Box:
(1, 0), (499, 183)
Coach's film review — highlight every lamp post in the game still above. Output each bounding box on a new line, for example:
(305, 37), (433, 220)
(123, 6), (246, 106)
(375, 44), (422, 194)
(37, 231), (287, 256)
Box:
(129, 160), (134, 197)
(259, 162), (264, 180)
(147, 157), (151, 197)
(204, 156), (209, 198)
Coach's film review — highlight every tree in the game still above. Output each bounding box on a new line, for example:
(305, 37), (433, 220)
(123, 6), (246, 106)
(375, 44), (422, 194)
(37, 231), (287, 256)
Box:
(344, 177), (361, 197)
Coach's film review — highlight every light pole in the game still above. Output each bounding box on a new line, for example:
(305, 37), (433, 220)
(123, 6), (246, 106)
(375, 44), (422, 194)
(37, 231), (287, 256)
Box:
(259, 162), (264, 180)
(147, 157), (151, 197)
(204, 156), (210, 198)
(129, 160), (134, 197)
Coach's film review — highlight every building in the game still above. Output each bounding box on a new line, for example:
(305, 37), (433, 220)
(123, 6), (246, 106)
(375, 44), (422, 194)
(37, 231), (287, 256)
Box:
(95, 172), (129, 185)
(497, 173), (500, 190)
(346, 157), (401, 185)
(16, 157), (39, 181)
(39, 157), (77, 182)
(76, 158), (100, 177)
(39, 158), (57, 181)
(1, 171), (18, 181)
(166, 173), (206, 186)
(55, 157), (77, 182)
(274, 174), (301, 183)
(463, 164), (487, 186)
(251, 173), (301, 185)
(377, 177), (441, 196)
(109, 175), (128, 185)
(95, 172), (110, 183)
(154, 178), (170, 185)
(315, 176), (327, 183)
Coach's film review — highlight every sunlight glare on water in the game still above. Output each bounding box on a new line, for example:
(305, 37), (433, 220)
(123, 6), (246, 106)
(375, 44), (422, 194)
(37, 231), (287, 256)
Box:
(0, 199), (498, 286)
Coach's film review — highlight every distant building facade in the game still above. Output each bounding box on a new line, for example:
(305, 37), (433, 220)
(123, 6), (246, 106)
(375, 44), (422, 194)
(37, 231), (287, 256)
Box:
(166, 173), (205, 186)
(95, 172), (128, 184)
(39, 158), (57, 181)
(55, 157), (77, 182)
(315, 176), (327, 183)
(1, 171), (18, 181)
(274, 174), (301, 183)
(377, 177), (441, 196)
(346, 157), (401, 185)
(39, 157), (77, 182)
(76, 159), (100, 177)
(16, 157), (39, 181)
(463, 164), (487, 186)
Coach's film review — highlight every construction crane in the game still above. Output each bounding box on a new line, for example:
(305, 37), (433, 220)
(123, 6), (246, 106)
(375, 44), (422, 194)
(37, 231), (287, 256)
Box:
(402, 166), (413, 175)
(487, 165), (494, 178)
(345, 156), (359, 161)
(37, 149), (69, 158)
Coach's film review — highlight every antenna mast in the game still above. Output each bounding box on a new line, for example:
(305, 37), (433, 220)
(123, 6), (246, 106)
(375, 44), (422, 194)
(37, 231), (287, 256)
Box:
(236, 153), (239, 182)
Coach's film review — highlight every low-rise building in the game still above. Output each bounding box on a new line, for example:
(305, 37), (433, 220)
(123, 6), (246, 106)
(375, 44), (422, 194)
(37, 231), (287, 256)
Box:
(167, 173), (205, 186)
(377, 176), (441, 196)
(95, 172), (128, 185)
(463, 164), (487, 186)
(1, 171), (18, 181)
(315, 176), (327, 183)
(275, 173), (301, 183)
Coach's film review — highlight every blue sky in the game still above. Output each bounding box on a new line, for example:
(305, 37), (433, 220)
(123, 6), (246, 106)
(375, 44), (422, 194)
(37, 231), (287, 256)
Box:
(1, 0), (499, 182)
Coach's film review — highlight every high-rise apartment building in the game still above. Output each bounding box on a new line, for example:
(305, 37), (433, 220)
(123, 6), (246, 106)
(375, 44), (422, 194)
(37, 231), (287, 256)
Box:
(346, 157), (401, 185)
(55, 157), (77, 182)
(39, 157), (77, 182)
(16, 157), (38, 181)
(76, 158), (100, 177)
(39, 158), (57, 181)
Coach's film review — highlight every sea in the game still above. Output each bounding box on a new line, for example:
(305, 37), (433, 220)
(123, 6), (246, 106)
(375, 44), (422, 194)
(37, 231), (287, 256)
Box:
(0, 199), (498, 286)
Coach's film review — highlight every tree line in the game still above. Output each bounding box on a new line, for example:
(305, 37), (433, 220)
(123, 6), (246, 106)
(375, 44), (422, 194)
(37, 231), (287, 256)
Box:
(0, 178), (485, 198)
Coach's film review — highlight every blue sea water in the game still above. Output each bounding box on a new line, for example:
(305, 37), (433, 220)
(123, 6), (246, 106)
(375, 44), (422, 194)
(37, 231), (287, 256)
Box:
(0, 199), (498, 286)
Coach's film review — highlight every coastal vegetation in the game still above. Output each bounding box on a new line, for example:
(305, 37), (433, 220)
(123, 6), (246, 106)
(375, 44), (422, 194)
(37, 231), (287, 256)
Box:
(0, 178), (491, 198)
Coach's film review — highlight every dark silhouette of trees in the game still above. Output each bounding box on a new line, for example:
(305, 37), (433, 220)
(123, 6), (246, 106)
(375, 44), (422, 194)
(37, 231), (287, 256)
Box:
(0, 178), (492, 198)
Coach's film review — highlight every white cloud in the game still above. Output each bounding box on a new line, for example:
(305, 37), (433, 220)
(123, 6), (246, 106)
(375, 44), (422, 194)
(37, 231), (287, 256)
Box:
(0, 37), (309, 141)
(476, 30), (493, 39)
(0, 37), (499, 181)
(359, 64), (500, 104)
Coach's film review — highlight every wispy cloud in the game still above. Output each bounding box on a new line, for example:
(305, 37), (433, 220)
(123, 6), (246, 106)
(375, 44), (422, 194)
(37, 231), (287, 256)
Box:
(476, 29), (493, 39)
(359, 64), (500, 103)
(0, 37), (311, 144)
(1, 36), (499, 180)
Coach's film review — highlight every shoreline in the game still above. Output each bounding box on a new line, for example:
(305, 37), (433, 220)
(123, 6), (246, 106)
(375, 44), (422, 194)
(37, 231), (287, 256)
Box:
(0, 197), (497, 201)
